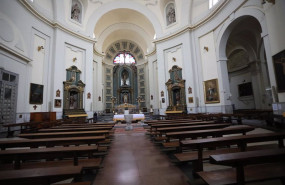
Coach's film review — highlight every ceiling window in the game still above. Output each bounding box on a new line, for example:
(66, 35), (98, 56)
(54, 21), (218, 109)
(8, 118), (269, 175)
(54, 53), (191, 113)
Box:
(209, 0), (220, 9)
(113, 52), (136, 64)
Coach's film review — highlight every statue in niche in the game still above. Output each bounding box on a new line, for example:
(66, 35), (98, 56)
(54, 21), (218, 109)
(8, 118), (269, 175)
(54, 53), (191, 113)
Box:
(166, 5), (176, 25)
(71, 2), (81, 22)
(123, 94), (128, 103)
(121, 70), (129, 86)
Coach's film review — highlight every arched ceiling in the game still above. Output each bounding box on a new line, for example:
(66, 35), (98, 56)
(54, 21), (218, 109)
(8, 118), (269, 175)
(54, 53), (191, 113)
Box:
(94, 8), (155, 55)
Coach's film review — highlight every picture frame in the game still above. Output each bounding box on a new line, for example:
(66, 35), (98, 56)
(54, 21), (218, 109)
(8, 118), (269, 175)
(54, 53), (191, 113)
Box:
(273, 50), (285, 92)
(203, 79), (220, 104)
(54, 99), (62, 108)
(29, 83), (44, 104)
(238, 82), (253, 97)
(188, 97), (193, 103)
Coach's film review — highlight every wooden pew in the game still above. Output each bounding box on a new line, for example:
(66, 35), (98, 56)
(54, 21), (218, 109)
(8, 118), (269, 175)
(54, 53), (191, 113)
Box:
(18, 130), (110, 139)
(198, 148), (285, 185)
(166, 125), (254, 141)
(0, 145), (99, 169)
(176, 132), (285, 172)
(38, 126), (113, 133)
(0, 135), (105, 150)
(0, 166), (83, 185)
(157, 123), (231, 135)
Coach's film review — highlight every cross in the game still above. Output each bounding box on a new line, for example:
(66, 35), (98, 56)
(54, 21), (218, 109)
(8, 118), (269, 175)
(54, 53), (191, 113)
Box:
(33, 105), (37, 110)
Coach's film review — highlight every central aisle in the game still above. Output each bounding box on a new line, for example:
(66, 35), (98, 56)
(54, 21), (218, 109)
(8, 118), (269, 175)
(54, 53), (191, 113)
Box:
(93, 129), (190, 185)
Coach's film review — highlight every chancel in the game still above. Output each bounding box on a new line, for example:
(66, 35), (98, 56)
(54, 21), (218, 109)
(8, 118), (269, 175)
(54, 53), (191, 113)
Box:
(1, 0), (285, 185)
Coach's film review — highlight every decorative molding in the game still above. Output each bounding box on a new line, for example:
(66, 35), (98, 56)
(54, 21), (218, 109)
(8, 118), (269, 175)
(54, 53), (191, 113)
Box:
(19, 0), (96, 44)
(0, 43), (32, 63)
(154, 0), (231, 44)
(145, 47), (156, 57)
(144, 0), (157, 6)
(89, 0), (103, 5)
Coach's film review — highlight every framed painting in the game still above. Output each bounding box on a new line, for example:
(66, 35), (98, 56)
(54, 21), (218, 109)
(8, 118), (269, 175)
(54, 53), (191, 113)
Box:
(29, 83), (44, 104)
(54, 99), (61, 108)
(238, 82), (253, 97)
(203, 79), (220, 104)
(188, 97), (193, 103)
(273, 50), (285, 92)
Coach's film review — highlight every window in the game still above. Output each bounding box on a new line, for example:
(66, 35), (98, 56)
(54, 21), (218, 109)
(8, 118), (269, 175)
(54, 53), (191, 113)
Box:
(113, 52), (136, 64)
(209, 0), (220, 9)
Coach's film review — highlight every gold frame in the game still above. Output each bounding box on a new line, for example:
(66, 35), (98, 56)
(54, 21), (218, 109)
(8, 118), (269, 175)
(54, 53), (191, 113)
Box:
(203, 78), (220, 104)
(188, 97), (193, 103)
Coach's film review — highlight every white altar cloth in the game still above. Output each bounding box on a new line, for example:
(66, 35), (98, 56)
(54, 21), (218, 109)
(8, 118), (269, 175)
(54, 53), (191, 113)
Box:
(113, 114), (145, 122)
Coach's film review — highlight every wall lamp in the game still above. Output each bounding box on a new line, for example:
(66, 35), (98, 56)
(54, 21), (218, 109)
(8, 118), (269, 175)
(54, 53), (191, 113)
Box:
(37, 46), (44, 51)
(204, 46), (209, 52)
(73, 57), (77, 62)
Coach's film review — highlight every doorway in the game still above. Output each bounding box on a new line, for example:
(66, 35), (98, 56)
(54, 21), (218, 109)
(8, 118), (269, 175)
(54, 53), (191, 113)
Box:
(0, 69), (18, 124)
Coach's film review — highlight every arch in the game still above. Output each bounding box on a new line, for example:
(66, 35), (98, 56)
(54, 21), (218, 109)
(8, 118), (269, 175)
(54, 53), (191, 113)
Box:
(85, 1), (162, 37)
(97, 22), (152, 53)
(216, 7), (267, 60)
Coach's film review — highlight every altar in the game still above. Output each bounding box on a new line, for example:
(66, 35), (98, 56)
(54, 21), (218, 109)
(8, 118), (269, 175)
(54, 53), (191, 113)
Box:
(113, 114), (145, 122)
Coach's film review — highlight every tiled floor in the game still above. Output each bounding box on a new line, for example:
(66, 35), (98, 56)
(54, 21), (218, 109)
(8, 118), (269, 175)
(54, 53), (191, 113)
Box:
(93, 131), (190, 185)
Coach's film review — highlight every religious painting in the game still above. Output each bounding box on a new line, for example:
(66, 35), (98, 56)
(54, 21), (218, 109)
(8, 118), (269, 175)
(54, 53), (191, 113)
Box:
(188, 97), (193, 103)
(238, 82), (253, 97)
(273, 50), (285, 92)
(71, 0), (82, 23)
(87, 92), (91, 99)
(98, 96), (101, 101)
(54, 99), (61, 108)
(161, 91), (164, 97)
(56, 89), (60, 97)
(151, 95), (153, 100)
(203, 79), (220, 104)
(29, 83), (44, 104)
(162, 98), (165, 103)
(188, 86), (192, 94)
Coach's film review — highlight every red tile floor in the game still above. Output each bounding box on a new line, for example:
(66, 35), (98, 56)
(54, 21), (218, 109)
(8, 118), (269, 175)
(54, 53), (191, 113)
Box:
(92, 129), (190, 185)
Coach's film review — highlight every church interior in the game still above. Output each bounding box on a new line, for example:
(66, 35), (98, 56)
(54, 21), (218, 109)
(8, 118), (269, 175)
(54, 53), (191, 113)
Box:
(0, 0), (285, 185)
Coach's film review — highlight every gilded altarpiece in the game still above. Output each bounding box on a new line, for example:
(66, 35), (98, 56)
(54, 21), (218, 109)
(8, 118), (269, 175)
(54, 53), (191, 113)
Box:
(165, 65), (186, 112)
(63, 66), (86, 117)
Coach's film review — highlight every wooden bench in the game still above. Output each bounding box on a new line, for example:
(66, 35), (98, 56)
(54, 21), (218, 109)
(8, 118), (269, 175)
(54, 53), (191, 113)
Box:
(18, 130), (111, 139)
(157, 123), (231, 136)
(38, 126), (113, 132)
(0, 158), (103, 171)
(149, 121), (216, 132)
(0, 145), (99, 169)
(166, 125), (254, 141)
(0, 135), (105, 150)
(198, 148), (285, 185)
(0, 166), (83, 185)
(176, 132), (285, 172)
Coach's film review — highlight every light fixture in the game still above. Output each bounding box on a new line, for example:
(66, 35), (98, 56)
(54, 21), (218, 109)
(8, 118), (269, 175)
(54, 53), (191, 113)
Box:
(204, 46), (209, 52)
(37, 46), (44, 51)
(172, 57), (176, 62)
(73, 57), (77, 62)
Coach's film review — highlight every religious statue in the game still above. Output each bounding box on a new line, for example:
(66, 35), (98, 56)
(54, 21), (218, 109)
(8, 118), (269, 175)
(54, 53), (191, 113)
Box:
(122, 70), (129, 85)
(71, 3), (81, 22)
(123, 94), (128, 103)
(167, 6), (176, 25)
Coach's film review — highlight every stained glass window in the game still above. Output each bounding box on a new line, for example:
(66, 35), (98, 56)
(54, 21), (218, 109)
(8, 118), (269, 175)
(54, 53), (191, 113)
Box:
(113, 52), (136, 64)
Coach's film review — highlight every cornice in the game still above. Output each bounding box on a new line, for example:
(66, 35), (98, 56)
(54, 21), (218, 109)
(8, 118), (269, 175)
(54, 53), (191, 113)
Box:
(145, 47), (157, 57)
(93, 46), (105, 57)
(154, 0), (230, 44)
(19, 0), (96, 44)
(0, 44), (32, 63)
